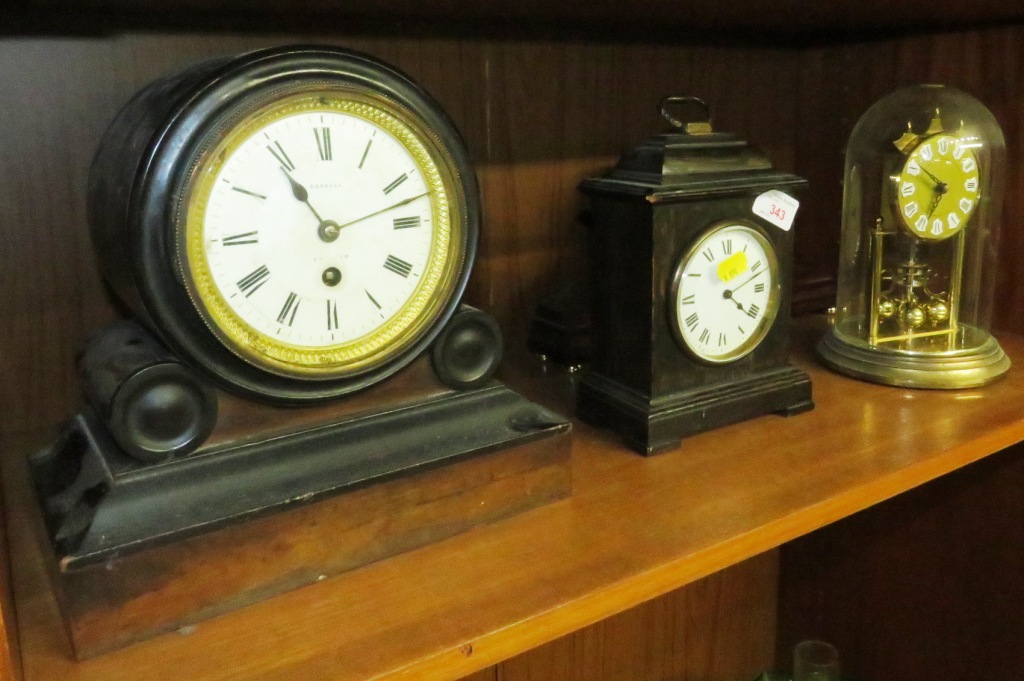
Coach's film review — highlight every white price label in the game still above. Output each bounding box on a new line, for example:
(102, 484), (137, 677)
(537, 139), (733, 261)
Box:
(752, 190), (799, 231)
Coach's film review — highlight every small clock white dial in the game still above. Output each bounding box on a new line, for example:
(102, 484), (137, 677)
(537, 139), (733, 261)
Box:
(180, 92), (463, 378)
(670, 222), (780, 363)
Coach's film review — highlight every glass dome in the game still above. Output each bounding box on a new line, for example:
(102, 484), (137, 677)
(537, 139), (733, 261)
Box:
(818, 84), (1010, 388)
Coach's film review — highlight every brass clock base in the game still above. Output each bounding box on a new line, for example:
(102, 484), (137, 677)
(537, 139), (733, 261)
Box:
(817, 327), (1010, 389)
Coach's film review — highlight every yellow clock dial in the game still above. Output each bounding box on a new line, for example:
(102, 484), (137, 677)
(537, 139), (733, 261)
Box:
(179, 92), (464, 379)
(894, 133), (980, 241)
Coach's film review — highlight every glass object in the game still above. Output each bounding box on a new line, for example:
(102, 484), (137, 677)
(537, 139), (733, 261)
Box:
(793, 640), (840, 681)
(817, 84), (1010, 388)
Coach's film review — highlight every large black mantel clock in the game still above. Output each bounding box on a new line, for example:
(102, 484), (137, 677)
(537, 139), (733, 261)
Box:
(89, 45), (478, 402)
(577, 97), (813, 455)
(29, 46), (571, 658)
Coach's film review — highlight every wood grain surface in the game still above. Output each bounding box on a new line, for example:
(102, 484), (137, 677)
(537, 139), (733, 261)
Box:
(5, 318), (1024, 681)
(0, 34), (802, 439)
(497, 550), (778, 681)
(778, 441), (1024, 681)
(6, 1), (1023, 40)
(0, 490), (19, 681)
(2, 16), (1024, 681)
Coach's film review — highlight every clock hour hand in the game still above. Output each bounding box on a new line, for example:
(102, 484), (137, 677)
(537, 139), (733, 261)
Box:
(722, 289), (745, 311)
(280, 167), (327, 224)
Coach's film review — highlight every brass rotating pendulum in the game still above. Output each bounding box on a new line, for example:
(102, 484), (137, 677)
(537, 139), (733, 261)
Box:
(869, 216), (961, 347)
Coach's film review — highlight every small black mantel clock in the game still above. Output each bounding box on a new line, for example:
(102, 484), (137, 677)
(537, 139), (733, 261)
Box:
(577, 96), (813, 455)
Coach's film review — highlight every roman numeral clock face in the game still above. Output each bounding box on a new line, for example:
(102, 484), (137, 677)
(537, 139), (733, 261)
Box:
(179, 92), (464, 378)
(895, 133), (980, 240)
(670, 223), (781, 363)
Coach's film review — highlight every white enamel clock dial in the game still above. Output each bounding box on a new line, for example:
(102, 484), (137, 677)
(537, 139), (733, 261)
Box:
(670, 222), (780, 363)
(180, 93), (463, 379)
(895, 133), (981, 241)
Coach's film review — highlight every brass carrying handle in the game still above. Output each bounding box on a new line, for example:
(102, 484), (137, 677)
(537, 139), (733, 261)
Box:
(659, 95), (713, 134)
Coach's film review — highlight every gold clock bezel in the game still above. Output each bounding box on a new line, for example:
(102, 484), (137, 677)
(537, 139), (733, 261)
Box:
(668, 220), (782, 365)
(892, 132), (981, 242)
(177, 89), (465, 379)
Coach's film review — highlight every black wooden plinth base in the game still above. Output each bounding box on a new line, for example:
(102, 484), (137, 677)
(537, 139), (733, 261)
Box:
(577, 365), (813, 455)
(27, 382), (572, 658)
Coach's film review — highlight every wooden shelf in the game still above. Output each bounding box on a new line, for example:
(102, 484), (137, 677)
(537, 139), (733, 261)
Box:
(5, 0), (1024, 40)
(4, 316), (1024, 680)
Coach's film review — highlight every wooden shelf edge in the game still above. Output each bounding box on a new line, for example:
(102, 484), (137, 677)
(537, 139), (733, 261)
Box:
(5, 318), (1024, 681)
(377, 416), (1024, 681)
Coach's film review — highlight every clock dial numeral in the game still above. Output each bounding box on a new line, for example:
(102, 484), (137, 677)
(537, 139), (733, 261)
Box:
(961, 158), (976, 173)
(919, 143), (933, 161)
(222, 230), (259, 246)
(685, 312), (699, 331)
(231, 186), (267, 201)
(931, 219), (944, 236)
(751, 260), (762, 273)
(383, 173), (408, 195)
(681, 294), (695, 305)
(277, 292), (301, 326)
(746, 304), (761, 319)
(365, 289), (382, 310)
(237, 265), (270, 297)
(754, 283), (765, 293)
(915, 215), (928, 232)
(314, 127), (332, 161)
(718, 332), (727, 347)
(959, 197), (974, 213)
(965, 177), (978, 192)
(699, 328), (710, 344)
(326, 299), (340, 330)
(947, 213), (960, 230)
(358, 138), (373, 169)
(903, 201), (919, 218)
(906, 159), (921, 176)
(722, 239), (733, 255)
(900, 181), (916, 197)
(702, 248), (715, 262)
(393, 216), (421, 229)
(383, 254), (413, 278)
(267, 141), (295, 172)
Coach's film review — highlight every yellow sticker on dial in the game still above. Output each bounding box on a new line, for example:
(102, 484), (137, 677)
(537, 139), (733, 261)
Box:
(717, 251), (749, 283)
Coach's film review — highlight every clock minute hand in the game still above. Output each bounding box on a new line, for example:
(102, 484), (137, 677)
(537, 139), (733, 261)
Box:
(729, 268), (765, 295)
(334, 192), (431, 231)
(917, 163), (945, 188)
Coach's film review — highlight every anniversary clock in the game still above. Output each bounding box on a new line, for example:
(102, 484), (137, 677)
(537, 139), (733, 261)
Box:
(29, 46), (570, 658)
(817, 85), (1010, 387)
(577, 96), (813, 455)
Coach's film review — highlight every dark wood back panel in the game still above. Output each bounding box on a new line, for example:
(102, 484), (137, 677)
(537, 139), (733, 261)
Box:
(2, 23), (1024, 438)
(0, 34), (800, 435)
